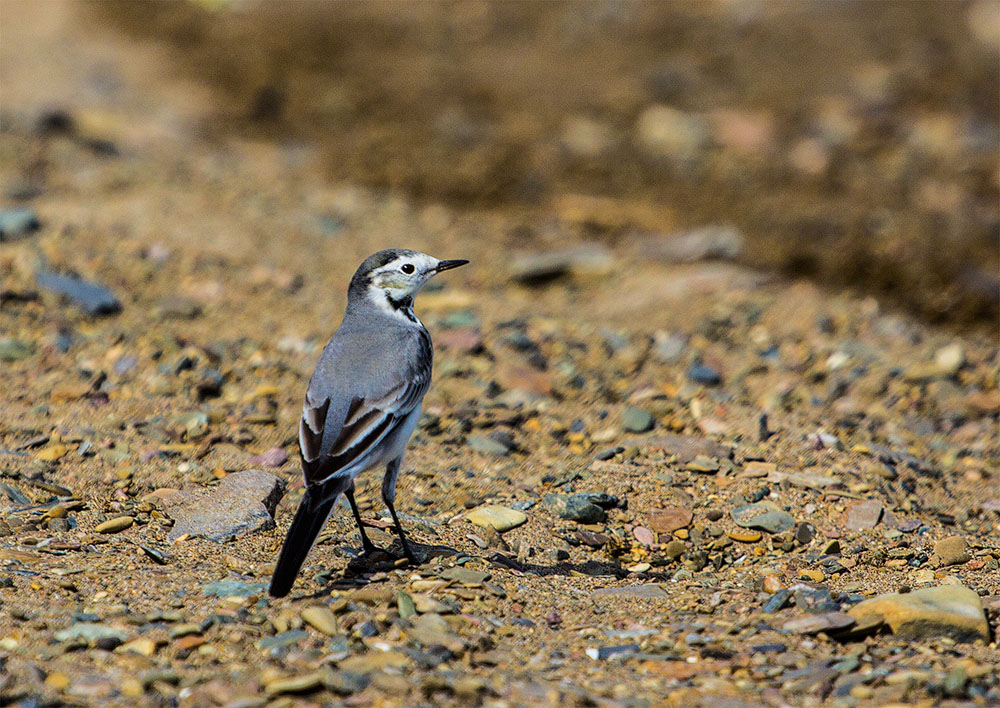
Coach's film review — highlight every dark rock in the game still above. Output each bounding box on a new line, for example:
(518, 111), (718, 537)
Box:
(688, 365), (722, 386)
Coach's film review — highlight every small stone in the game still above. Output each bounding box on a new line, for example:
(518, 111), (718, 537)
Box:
(301, 606), (338, 636)
(622, 407), (654, 433)
(934, 536), (970, 566)
(164, 470), (286, 542)
(688, 365), (722, 386)
(338, 650), (409, 674)
(647, 506), (693, 534)
(845, 500), (883, 530)
(762, 589), (792, 613)
(0, 208), (40, 241)
(118, 638), (160, 657)
(265, 671), (327, 696)
(783, 612), (855, 635)
(54, 623), (129, 644)
(762, 575), (784, 594)
(630, 434), (732, 462)
(248, 448), (288, 468)
(440, 567), (489, 585)
(467, 505), (527, 532)
(467, 435), (511, 456)
(45, 672), (70, 691)
(627, 562), (651, 573)
(544, 493), (606, 524)
(152, 295), (202, 320)
(645, 225), (745, 264)
(635, 104), (710, 163)
(96, 516), (134, 534)
(586, 643), (640, 661)
(663, 539), (687, 559)
(935, 343), (965, 375)
(795, 522), (816, 545)
(685, 455), (720, 473)
(632, 526), (655, 546)
(510, 245), (614, 285)
(798, 569), (825, 583)
(168, 623), (201, 639)
(731, 502), (795, 534)
(397, 591), (416, 619)
(36, 270), (121, 317)
(727, 530), (762, 543)
(255, 630), (308, 651)
(847, 584), (989, 642)
(590, 585), (670, 601)
(202, 579), (268, 598)
(0, 338), (34, 362)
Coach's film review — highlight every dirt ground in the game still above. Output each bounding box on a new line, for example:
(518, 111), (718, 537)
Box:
(1, 2), (998, 707)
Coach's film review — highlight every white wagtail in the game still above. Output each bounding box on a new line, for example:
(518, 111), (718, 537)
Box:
(269, 249), (468, 597)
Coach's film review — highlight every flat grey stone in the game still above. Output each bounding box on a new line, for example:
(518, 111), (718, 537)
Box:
(164, 469), (286, 542)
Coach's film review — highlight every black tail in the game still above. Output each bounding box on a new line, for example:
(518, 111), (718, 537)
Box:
(269, 485), (340, 598)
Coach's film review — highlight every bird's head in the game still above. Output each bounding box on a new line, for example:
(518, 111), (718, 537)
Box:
(349, 249), (468, 319)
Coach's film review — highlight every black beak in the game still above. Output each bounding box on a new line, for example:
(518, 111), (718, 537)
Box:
(433, 259), (469, 273)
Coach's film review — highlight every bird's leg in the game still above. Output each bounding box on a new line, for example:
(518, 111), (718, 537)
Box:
(383, 457), (417, 563)
(344, 484), (380, 556)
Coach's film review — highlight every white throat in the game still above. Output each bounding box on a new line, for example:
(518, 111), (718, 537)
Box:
(369, 287), (421, 326)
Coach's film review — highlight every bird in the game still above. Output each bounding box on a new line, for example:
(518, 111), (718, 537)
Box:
(268, 249), (468, 598)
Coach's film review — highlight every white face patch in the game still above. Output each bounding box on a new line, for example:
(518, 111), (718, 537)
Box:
(367, 252), (441, 324)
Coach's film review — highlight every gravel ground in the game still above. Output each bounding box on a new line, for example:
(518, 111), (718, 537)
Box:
(1, 3), (998, 707)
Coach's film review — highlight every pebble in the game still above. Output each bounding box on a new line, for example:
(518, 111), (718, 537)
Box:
(934, 535), (970, 566)
(95, 516), (134, 534)
(935, 343), (965, 375)
(647, 506), (693, 534)
(247, 448), (288, 467)
(36, 270), (121, 317)
(643, 225), (745, 264)
(543, 493), (606, 524)
(201, 579), (268, 598)
(265, 670), (327, 696)
(440, 567), (489, 585)
(632, 526), (655, 546)
(0, 207), (40, 240)
(54, 623), (129, 644)
(726, 530), (762, 543)
(731, 502), (795, 534)
(621, 406), (654, 433)
(397, 591), (416, 619)
(631, 434), (732, 462)
(688, 365), (722, 386)
(510, 245), (614, 285)
(466, 505), (527, 532)
(467, 435), (512, 456)
(301, 606), (339, 636)
(586, 643), (640, 661)
(590, 585), (670, 601)
(783, 612), (855, 635)
(845, 500), (883, 530)
(0, 338), (34, 362)
(848, 584), (989, 642)
(635, 104), (710, 163)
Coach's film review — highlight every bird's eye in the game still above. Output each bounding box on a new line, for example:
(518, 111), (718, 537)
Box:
(400, 263), (415, 274)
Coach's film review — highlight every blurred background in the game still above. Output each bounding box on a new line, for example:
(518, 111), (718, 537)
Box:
(2, 0), (998, 324)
